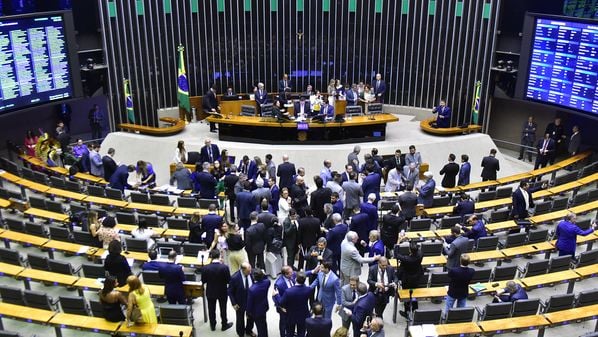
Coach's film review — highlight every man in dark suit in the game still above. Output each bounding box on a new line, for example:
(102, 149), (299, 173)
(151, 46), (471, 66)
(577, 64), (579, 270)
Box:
(239, 155), (258, 182)
(372, 73), (387, 103)
(545, 117), (566, 164)
(326, 214), (349, 270)
(398, 183), (418, 222)
(158, 250), (186, 304)
(255, 82), (268, 107)
(381, 204), (406, 257)
(277, 154), (297, 190)
(345, 282), (376, 337)
(202, 86), (219, 133)
(246, 268), (271, 337)
(417, 172), (436, 208)
(432, 99), (451, 128)
(283, 209), (299, 268)
(568, 125), (581, 156)
(273, 266), (296, 337)
(310, 176), (332, 222)
(277, 271), (314, 337)
(236, 181), (257, 230)
(535, 133), (555, 169)
(305, 302), (332, 337)
(458, 154), (471, 186)
(481, 149), (500, 182)
(195, 162), (217, 199)
(346, 84), (360, 106)
(257, 201), (277, 228)
(383, 149), (405, 184)
(225, 166), (240, 221)
(279, 74), (292, 93)
(453, 193), (475, 220)
(518, 116), (537, 161)
(349, 206), (370, 256)
(297, 207), (322, 270)
(200, 138), (220, 164)
(290, 176), (309, 217)
(245, 212), (266, 270)
(510, 181), (534, 221)
(439, 154), (460, 188)
(293, 96), (311, 119)
(361, 168), (382, 204)
(360, 194), (379, 233)
(445, 254), (475, 312)
(109, 164), (135, 192)
(202, 203), (223, 245)
(200, 249), (233, 331)
(305, 237), (334, 272)
(443, 226), (469, 269)
(228, 262), (255, 337)
(367, 257), (397, 318)
(101, 148), (118, 182)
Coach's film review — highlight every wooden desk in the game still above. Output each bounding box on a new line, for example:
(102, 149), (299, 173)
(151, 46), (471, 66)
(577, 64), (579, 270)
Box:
(18, 179), (51, 193)
(497, 172), (533, 184)
(434, 322), (482, 336)
(520, 269), (580, 293)
(390, 256), (447, 269)
(398, 286), (447, 301)
(46, 188), (87, 201)
(554, 152), (591, 168)
(479, 315), (550, 333)
(458, 180), (498, 192)
(83, 195), (129, 208)
(117, 323), (193, 337)
(485, 220), (519, 233)
(0, 229), (50, 247)
(544, 303), (598, 324)
(546, 181), (583, 195)
(118, 118), (186, 137)
(574, 264), (598, 279)
(49, 312), (120, 334)
(419, 118), (482, 135)
(500, 241), (554, 258)
(126, 202), (175, 214)
(467, 250), (506, 263)
(116, 223), (166, 237)
(24, 208), (70, 222)
(74, 172), (107, 184)
(41, 240), (98, 258)
(209, 114), (399, 144)
(529, 210), (570, 224)
(0, 198), (11, 208)
(423, 205), (454, 216)
(18, 268), (79, 288)
(0, 170), (22, 184)
(0, 262), (25, 277)
(578, 172), (598, 185)
(73, 277), (166, 297)
(172, 207), (212, 216)
(162, 228), (190, 239)
(0, 302), (56, 323)
(475, 197), (511, 210)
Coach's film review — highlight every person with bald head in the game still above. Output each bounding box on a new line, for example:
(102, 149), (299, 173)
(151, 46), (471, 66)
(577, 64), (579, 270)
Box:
(277, 154), (297, 190)
(367, 256), (396, 319)
(340, 231), (380, 284)
(290, 175), (309, 217)
(200, 138), (220, 164)
(228, 262), (256, 337)
(273, 265), (296, 337)
(372, 73), (386, 103)
(416, 171), (436, 208)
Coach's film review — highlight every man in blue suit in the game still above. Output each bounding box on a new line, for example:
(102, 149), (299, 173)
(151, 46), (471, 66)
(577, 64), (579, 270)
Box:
(200, 249), (233, 331)
(360, 194), (379, 233)
(228, 262), (255, 337)
(293, 96), (312, 119)
(535, 133), (556, 169)
(309, 262), (341, 319)
(326, 214), (348, 270)
(247, 268), (271, 337)
(510, 181), (534, 221)
(277, 271), (314, 337)
(194, 162), (217, 199)
(201, 203), (223, 246)
(432, 99), (451, 128)
(255, 82), (268, 106)
(314, 101), (334, 121)
(452, 193), (475, 220)
(279, 74), (292, 93)
(345, 282), (376, 337)
(272, 266), (295, 337)
(109, 164), (135, 192)
(366, 257), (396, 319)
(346, 84), (360, 106)
(417, 172), (436, 208)
(236, 181), (257, 229)
(372, 73), (387, 103)
(199, 138), (220, 164)
(458, 154), (471, 186)
(305, 302), (332, 337)
(349, 207), (370, 256)
(361, 168), (381, 204)
(556, 212), (596, 256)
(367, 231), (385, 265)
(239, 155), (258, 182)
(202, 86), (220, 133)
(159, 250), (186, 304)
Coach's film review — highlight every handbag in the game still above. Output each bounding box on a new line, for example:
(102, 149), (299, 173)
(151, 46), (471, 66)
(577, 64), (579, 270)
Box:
(130, 305), (143, 323)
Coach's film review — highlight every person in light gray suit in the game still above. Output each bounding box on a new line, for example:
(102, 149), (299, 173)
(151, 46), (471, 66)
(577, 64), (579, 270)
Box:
(170, 162), (193, 190)
(443, 226), (469, 269)
(401, 163), (419, 190)
(342, 172), (363, 219)
(339, 276), (360, 328)
(252, 178), (272, 204)
(340, 231), (379, 284)
(404, 145), (422, 170)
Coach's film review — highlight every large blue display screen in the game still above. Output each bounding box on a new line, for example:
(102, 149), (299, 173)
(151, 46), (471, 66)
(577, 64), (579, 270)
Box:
(0, 14), (73, 113)
(526, 18), (598, 115)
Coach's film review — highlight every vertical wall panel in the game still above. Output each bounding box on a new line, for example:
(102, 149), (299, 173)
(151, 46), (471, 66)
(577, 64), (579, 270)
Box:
(101, 0), (498, 127)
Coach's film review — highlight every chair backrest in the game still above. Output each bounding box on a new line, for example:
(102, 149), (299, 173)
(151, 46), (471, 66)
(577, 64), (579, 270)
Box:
(32, 171), (48, 184)
(49, 176), (66, 189)
(48, 259), (75, 275)
(432, 195), (450, 207)
(186, 151), (201, 165)
(138, 214), (160, 227)
(59, 295), (89, 316)
(466, 239), (475, 252)
(116, 212), (136, 224)
(49, 226), (71, 241)
(0, 330), (20, 337)
(25, 222), (46, 237)
(554, 170), (579, 186)
(82, 263), (107, 279)
(5, 218), (26, 233)
(548, 255), (571, 273)
(0, 286), (24, 305)
(20, 167), (35, 180)
(159, 304), (193, 325)
(130, 191), (150, 204)
(45, 200), (64, 213)
(576, 218), (592, 230)
(430, 272), (450, 287)
(23, 289), (54, 311)
(445, 307), (475, 324)
(478, 191), (496, 202)
(544, 293), (575, 313)
(125, 237), (150, 253)
(27, 253), (49, 270)
(589, 188), (598, 202)
(28, 196), (46, 209)
(439, 216), (461, 229)
(505, 232), (527, 248)
(481, 302), (512, 321)
(64, 180), (82, 193)
(492, 265), (517, 281)
(533, 201), (552, 215)
(88, 299), (104, 317)
(0, 247), (22, 266)
(421, 242), (443, 257)
(527, 228), (548, 244)
(571, 192), (589, 207)
(476, 236), (498, 251)
(471, 267), (492, 284)
(141, 270), (163, 285)
(416, 273), (430, 288)
(199, 198), (218, 209)
(87, 185), (105, 197)
(522, 260), (549, 277)
(489, 209), (510, 223)
(495, 187), (513, 199)
(551, 196), (569, 211)
(394, 243), (411, 257)
(182, 242), (207, 256)
(412, 309), (442, 325)
(150, 194), (171, 206)
(72, 230), (94, 246)
(578, 289), (598, 307)
(177, 197), (198, 208)
(512, 298), (540, 317)
(166, 217), (189, 230)
(69, 203), (88, 216)
(105, 187), (123, 200)
(577, 249), (598, 267)
(410, 218), (432, 231)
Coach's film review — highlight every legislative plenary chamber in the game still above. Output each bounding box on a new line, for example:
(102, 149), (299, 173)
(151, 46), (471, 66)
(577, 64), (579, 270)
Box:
(0, 1), (597, 337)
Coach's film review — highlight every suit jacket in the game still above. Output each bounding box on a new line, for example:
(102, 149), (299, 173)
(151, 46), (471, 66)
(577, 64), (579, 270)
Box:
(372, 79), (387, 97)
(481, 155), (500, 180)
(255, 88), (268, 105)
(245, 222), (267, 254)
(305, 246), (334, 271)
(350, 213), (370, 245)
(273, 274), (296, 313)
(510, 188), (534, 219)
(360, 202), (379, 233)
(346, 89), (360, 106)
(236, 191), (257, 220)
(326, 223), (348, 260)
(283, 217), (299, 250)
(380, 213), (406, 247)
(453, 200), (475, 218)
(439, 162), (460, 188)
(556, 219), (595, 254)
(401, 166), (420, 188)
(349, 293), (376, 327)
(199, 144), (220, 163)
(458, 162), (471, 186)
(536, 138), (556, 156)
(201, 213), (223, 245)
(293, 101), (312, 118)
(102, 155), (117, 181)
(90, 151), (103, 177)
(257, 211), (276, 228)
(305, 316), (333, 337)
(279, 284), (314, 321)
(277, 162), (297, 190)
(238, 160), (258, 180)
(200, 261), (231, 299)
(202, 90), (218, 110)
(195, 171), (217, 199)
(417, 179), (436, 208)
(228, 270), (253, 310)
(433, 106), (451, 128)
(310, 187), (332, 222)
(246, 278), (271, 317)
(340, 284), (357, 322)
(545, 122), (565, 141)
(311, 271), (342, 307)
(398, 191), (418, 219)
(252, 187), (272, 204)
(405, 152), (422, 168)
(521, 121), (537, 141)
(362, 173), (381, 203)
(367, 265), (397, 301)
(109, 165), (131, 191)
(396, 252), (424, 288)
(368, 240), (385, 262)
(298, 216), (322, 251)
(159, 262), (185, 300)
(444, 236), (469, 269)
(342, 181), (363, 210)
(568, 132), (581, 154)
(290, 183), (309, 213)
(340, 240), (375, 277)
(278, 79), (292, 92)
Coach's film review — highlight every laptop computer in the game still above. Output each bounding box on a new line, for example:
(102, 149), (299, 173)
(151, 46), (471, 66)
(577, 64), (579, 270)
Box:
(157, 247), (173, 261)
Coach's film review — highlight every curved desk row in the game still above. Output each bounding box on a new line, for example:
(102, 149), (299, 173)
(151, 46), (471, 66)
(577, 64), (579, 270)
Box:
(420, 117), (482, 135)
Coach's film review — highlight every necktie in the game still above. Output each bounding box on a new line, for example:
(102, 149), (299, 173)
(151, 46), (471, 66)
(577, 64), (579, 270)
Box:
(208, 146), (212, 162)
(284, 80), (287, 88)
(380, 269), (385, 285)
(542, 140), (548, 154)
(244, 275), (249, 290)
(352, 290), (356, 301)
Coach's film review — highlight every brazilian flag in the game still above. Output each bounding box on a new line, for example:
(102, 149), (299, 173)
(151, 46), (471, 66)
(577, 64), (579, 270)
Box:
(177, 45), (191, 116)
(124, 78), (135, 123)
(471, 81), (481, 125)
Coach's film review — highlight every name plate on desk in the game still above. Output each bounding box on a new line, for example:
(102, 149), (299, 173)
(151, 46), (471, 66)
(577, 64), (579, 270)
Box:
(297, 122), (309, 130)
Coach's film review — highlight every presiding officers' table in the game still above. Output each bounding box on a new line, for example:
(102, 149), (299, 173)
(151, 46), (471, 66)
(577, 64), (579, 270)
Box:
(207, 114), (399, 144)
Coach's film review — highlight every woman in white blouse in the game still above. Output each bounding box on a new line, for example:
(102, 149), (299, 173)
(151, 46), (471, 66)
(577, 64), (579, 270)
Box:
(173, 140), (187, 164)
(277, 187), (291, 220)
(131, 219), (155, 250)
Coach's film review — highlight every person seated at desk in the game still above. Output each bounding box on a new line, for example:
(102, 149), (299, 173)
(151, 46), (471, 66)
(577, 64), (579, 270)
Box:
(304, 84), (314, 96)
(273, 100), (291, 121)
(294, 96), (312, 121)
(313, 101), (335, 122)
(492, 281), (528, 303)
(278, 88), (291, 106)
(224, 86), (236, 97)
(203, 85), (220, 132)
